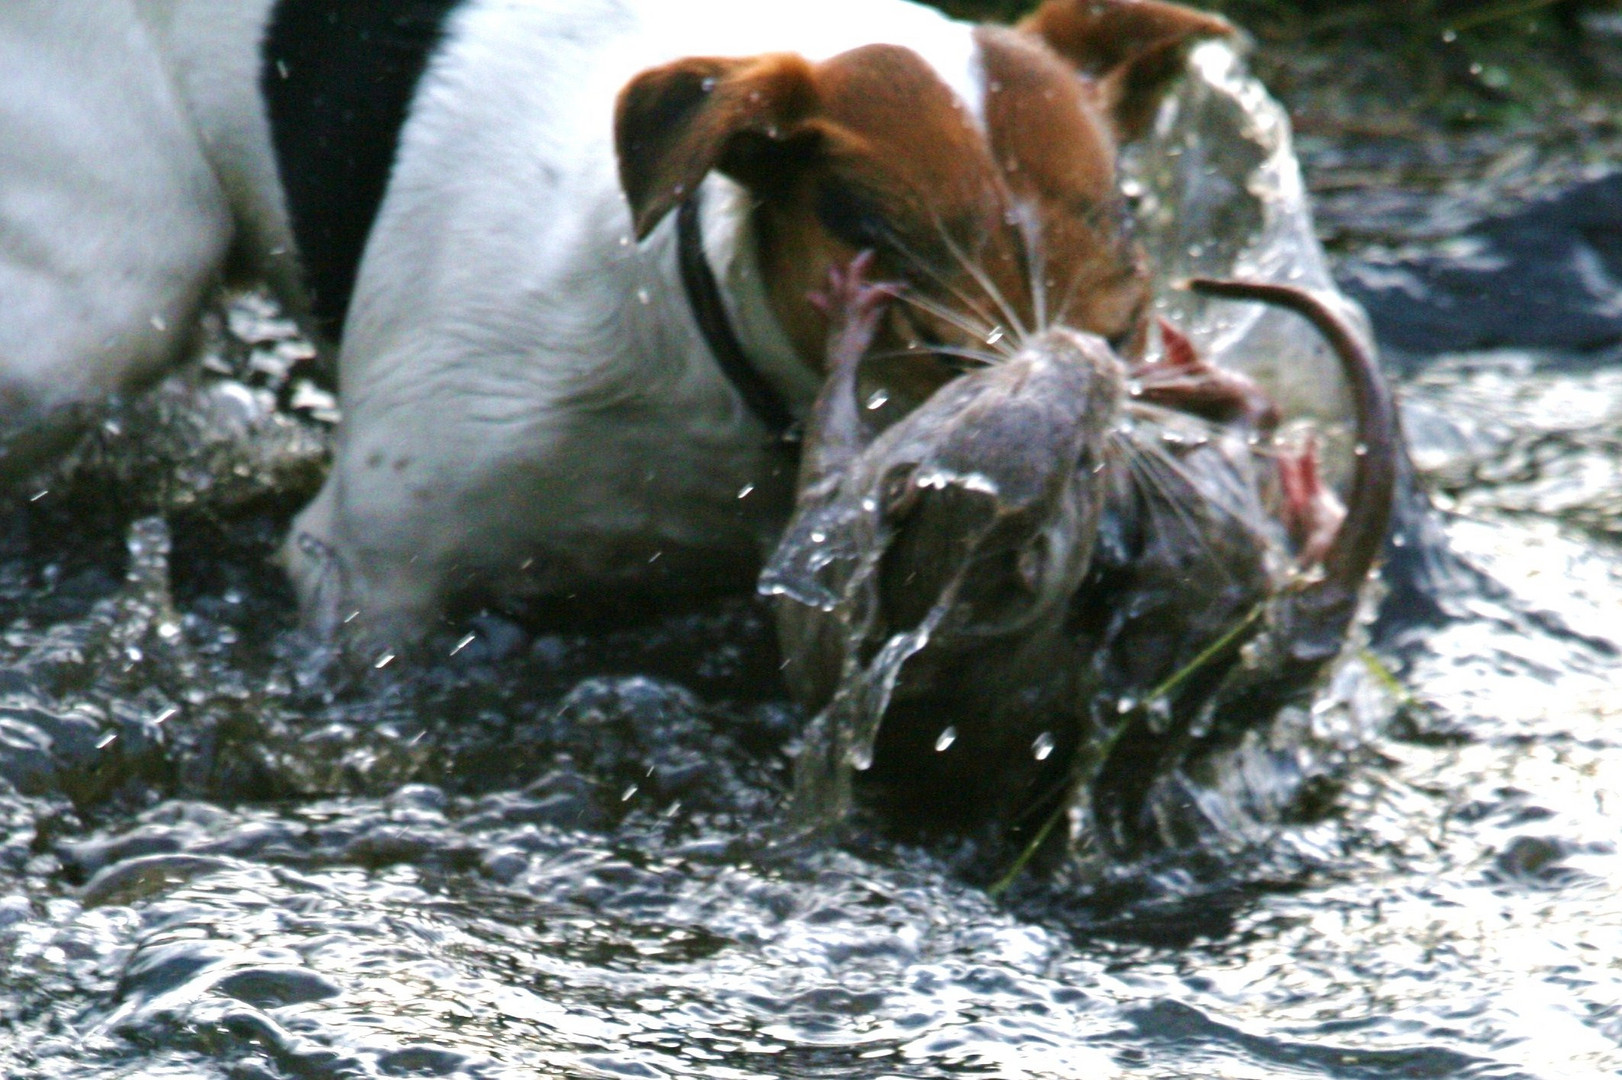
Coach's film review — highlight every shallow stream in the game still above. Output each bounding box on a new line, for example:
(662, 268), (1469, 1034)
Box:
(3, 42), (1621, 1080)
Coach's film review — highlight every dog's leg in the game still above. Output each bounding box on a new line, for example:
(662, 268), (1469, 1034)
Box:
(0, 1), (232, 485)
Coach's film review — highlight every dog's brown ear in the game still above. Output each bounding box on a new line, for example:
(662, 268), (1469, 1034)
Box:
(1018, 0), (1232, 142)
(616, 54), (819, 240)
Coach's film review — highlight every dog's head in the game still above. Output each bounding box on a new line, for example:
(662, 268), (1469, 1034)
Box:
(615, 0), (1230, 400)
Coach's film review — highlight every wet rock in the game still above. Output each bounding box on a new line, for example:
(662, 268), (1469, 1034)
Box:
(0, 701), (155, 806)
(447, 612), (531, 665)
(1489, 834), (1588, 888)
(114, 937), (228, 1000)
(212, 966), (342, 1008)
(61, 825), (187, 880)
(81, 853), (239, 907)
(1340, 170), (1622, 359)
(376, 1046), (470, 1075)
(0, 707), (96, 797)
(0, 893), (31, 929)
(550, 677), (785, 822)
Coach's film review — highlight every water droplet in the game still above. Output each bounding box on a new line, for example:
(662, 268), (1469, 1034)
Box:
(1117, 697), (1137, 714)
(618, 235), (632, 247)
(737, 483), (756, 499)
(865, 388), (889, 410)
(648, 550), (663, 564)
(1442, 28), (1457, 42)
(1187, 244), (1204, 259)
(450, 633), (477, 656)
(1031, 732), (1055, 760)
(1127, 379), (1144, 397)
(152, 707), (179, 726)
(621, 784), (639, 802)
(1146, 698), (1174, 734)
(156, 622), (181, 641)
(1354, 442), (1368, 456)
(96, 732), (118, 750)
(636, 288), (651, 305)
(810, 530), (826, 543)
(860, 497), (878, 513)
(701, 76), (717, 91)
(849, 745), (873, 771)
(374, 652), (396, 669)
(986, 326), (1004, 345)
(934, 727), (957, 752)
(28, 490), (48, 503)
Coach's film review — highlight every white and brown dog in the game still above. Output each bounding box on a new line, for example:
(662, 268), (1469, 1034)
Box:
(0, 0), (1229, 645)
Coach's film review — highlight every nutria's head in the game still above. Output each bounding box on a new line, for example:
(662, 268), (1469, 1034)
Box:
(766, 320), (1126, 712)
(762, 254), (1131, 844)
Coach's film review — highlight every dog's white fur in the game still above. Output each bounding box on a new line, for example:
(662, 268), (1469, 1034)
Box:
(295, 1), (989, 639)
(0, 0), (989, 640)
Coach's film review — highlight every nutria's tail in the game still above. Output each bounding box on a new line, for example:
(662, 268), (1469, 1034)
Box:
(1188, 278), (1398, 661)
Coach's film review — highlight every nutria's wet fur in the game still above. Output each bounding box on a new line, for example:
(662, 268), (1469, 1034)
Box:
(1079, 279), (1397, 852)
(765, 262), (1398, 868)
(763, 256), (1127, 840)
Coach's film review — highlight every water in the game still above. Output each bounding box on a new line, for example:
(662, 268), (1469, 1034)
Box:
(5, 44), (1622, 1080)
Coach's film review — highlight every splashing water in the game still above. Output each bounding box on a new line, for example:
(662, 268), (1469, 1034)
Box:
(4, 38), (1618, 1080)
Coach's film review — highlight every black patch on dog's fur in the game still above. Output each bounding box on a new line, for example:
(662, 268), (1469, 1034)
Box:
(262, 0), (466, 340)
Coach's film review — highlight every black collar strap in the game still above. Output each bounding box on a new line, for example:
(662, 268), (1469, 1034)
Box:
(676, 196), (796, 440)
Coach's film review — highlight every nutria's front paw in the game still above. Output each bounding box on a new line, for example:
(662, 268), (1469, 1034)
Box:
(809, 251), (901, 377)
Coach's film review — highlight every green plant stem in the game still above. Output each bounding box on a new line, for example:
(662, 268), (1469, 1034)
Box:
(988, 602), (1267, 897)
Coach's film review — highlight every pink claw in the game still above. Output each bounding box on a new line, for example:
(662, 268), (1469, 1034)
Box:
(813, 251), (901, 376)
(1128, 319), (1281, 433)
(1158, 317), (1200, 371)
(1277, 436), (1346, 568)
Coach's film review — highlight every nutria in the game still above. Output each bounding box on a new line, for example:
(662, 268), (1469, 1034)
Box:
(763, 260), (1397, 869)
(762, 253), (1127, 841)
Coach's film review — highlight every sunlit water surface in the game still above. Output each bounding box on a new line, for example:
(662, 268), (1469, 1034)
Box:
(4, 46), (1622, 1080)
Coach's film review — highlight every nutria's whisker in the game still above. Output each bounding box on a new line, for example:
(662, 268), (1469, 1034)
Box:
(1111, 432), (1270, 588)
(931, 216), (1030, 342)
(1046, 253), (1093, 334)
(1125, 431), (1271, 538)
(1009, 200), (1050, 334)
(865, 346), (1007, 368)
(880, 230), (1006, 343)
(891, 290), (1001, 351)
(1114, 444), (1234, 581)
